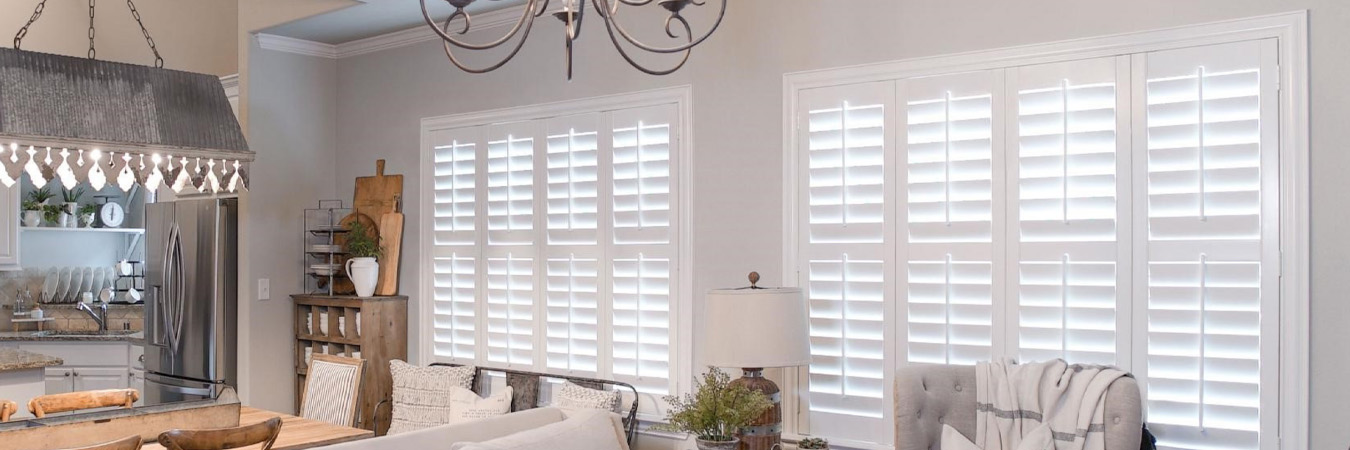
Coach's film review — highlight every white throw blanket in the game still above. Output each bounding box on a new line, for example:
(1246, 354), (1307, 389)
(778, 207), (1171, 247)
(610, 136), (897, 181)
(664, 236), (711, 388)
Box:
(943, 359), (1127, 450)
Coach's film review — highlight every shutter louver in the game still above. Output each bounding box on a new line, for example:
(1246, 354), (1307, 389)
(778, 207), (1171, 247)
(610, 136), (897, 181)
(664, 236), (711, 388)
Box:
(432, 254), (477, 360)
(610, 104), (678, 396)
(487, 124), (535, 246)
(1010, 58), (1126, 365)
(486, 255), (535, 367)
(547, 114), (601, 245)
(900, 72), (998, 366)
(433, 130), (478, 246)
(800, 83), (893, 444)
(1140, 40), (1276, 450)
(545, 256), (600, 374)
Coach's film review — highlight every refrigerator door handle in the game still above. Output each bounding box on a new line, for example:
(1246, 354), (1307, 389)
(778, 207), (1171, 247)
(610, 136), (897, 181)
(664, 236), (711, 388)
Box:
(167, 223), (186, 352)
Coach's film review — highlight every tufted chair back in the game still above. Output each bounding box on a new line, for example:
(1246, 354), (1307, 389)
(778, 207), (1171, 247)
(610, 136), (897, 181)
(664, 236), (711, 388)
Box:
(893, 364), (1142, 450)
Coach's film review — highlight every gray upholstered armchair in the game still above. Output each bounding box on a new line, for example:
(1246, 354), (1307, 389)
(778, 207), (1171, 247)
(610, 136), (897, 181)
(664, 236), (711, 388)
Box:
(893, 364), (1143, 450)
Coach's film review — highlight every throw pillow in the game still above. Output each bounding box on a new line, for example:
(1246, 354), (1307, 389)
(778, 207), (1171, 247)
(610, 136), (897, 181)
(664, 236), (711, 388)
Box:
(553, 382), (621, 414)
(449, 409), (628, 450)
(450, 385), (514, 423)
(388, 361), (477, 435)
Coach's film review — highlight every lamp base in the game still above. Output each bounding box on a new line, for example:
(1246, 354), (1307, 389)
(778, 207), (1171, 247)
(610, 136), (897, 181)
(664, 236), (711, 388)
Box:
(729, 368), (781, 450)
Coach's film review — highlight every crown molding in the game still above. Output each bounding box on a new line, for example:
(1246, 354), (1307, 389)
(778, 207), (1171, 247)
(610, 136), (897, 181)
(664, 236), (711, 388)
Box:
(255, 33), (339, 59)
(253, 5), (528, 60)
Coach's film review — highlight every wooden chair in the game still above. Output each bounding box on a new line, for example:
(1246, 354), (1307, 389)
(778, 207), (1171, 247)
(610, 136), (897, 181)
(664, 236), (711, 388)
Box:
(0, 399), (17, 422)
(27, 389), (140, 418)
(157, 416), (282, 450)
(51, 435), (143, 450)
(299, 353), (365, 427)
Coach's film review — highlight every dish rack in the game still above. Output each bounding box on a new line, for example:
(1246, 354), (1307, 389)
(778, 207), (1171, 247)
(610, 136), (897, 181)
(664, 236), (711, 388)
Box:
(304, 200), (352, 295)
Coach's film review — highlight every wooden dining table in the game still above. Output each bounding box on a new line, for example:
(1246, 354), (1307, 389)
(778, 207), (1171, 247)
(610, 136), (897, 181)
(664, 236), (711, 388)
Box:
(140, 406), (373, 450)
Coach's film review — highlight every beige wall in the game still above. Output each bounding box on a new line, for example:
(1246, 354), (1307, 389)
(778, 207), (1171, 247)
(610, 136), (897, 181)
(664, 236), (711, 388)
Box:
(0, 0), (237, 76)
(317, 1), (1349, 449)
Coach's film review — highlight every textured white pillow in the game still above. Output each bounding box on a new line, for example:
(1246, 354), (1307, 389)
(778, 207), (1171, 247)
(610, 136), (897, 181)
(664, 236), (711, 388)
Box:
(388, 361), (477, 435)
(450, 386), (514, 423)
(450, 409), (628, 450)
(553, 382), (621, 414)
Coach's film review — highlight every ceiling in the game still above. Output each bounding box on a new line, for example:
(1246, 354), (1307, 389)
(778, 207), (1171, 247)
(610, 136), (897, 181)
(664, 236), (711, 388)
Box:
(260, 0), (528, 45)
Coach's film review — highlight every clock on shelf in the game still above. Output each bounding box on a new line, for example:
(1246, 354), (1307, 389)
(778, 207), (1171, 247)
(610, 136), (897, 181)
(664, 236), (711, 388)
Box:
(95, 196), (125, 228)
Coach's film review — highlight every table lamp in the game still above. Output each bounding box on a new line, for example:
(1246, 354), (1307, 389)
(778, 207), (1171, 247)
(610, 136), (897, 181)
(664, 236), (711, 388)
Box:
(704, 272), (811, 450)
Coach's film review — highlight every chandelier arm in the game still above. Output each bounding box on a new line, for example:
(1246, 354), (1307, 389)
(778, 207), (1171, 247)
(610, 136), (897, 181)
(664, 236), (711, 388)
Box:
(438, 8), (537, 73)
(600, 11), (691, 76)
(420, 0), (539, 51)
(589, 0), (724, 54)
(535, 0), (552, 17)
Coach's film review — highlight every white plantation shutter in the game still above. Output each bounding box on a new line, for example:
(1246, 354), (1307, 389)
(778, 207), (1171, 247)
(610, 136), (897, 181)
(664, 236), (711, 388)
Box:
(610, 104), (677, 396)
(486, 255), (535, 366)
(899, 71), (1000, 366)
(544, 114), (602, 374)
(1135, 40), (1278, 450)
(798, 82), (893, 444)
(430, 127), (482, 362)
(487, 123), (536, 245)
(483, 122), (540, 369)
(1008, 57), (1129, 365)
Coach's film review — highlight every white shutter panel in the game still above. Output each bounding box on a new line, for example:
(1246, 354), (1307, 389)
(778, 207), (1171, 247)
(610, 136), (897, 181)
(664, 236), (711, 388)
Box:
(544, 114), (602, 375)
(487, 122), (536, 245)
(799, 82), (893, 445)
(899, 71), (1000, 365)
(610, 104), (677, 396)
(430, 127), (482, 362)
(1136, 40), (1278, 450)
(484, 122), (539, 369)
(1009, 57), (1129, 365)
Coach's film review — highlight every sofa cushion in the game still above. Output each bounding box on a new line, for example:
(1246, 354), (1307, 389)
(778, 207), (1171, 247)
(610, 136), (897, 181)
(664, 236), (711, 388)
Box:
(317, 408), (568, 450)
(553, 382), (621, 414)
(450, 385), (514, 423)
(450, 409), (629, 450)
(388, 361), (477, 434)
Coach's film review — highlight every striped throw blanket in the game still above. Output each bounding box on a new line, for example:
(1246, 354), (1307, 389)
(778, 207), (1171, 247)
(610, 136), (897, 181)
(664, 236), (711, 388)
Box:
(943, 359), (1127, 450)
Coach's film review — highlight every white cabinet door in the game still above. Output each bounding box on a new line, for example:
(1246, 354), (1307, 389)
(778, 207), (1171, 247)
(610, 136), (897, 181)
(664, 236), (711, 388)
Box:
(0, 183), (18, 270)
(129, 369), (145, 406)
(72, 367), (129, 392)
(44, 367), (73, 394)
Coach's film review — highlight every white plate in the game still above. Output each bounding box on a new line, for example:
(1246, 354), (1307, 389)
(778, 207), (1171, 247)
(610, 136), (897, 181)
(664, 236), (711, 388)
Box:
(104, 267), (116, 291)
(91, 269), (104, 297)
(58, 267), (71, 303)
(42, 268), (57, 302)
(81, 267), (93, 297)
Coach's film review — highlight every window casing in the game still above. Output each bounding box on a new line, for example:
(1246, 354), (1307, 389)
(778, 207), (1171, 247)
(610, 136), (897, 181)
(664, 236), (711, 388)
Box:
(787, 31), (1294, 450)
(421, 89), (691, 417)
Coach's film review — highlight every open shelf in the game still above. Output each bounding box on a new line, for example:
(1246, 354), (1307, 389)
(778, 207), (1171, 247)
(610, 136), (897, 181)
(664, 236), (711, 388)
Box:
(22, 227), (145, 234)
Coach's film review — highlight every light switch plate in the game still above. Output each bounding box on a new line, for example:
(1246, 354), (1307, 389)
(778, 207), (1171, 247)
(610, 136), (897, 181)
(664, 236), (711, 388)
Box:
(257, 278), (270, 301)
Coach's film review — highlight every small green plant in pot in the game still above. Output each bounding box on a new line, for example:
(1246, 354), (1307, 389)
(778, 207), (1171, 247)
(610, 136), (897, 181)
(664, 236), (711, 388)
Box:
(41, 204), (62, 227)
(343, 221), (383, 297)
(799, 437), (830, 449)
(58, 186), (84, 227)
(78, 203), (97, 228)
(654, 367), (773, 450)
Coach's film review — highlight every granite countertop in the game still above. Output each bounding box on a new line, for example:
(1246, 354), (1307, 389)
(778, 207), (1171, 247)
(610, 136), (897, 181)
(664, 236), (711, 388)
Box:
(0, 347), (62, 371)
(0, 331), (144, 344)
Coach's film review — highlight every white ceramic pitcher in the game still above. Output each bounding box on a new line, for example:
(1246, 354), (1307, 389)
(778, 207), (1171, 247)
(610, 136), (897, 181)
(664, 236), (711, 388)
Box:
(345, 257), (379, 297)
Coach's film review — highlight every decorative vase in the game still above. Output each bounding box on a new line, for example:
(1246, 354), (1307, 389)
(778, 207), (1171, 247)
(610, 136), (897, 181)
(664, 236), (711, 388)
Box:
(345, 257), (379, 297)
(694, 438), (740, 450)
(22, 210), (40, 227)
(57, 212), (72, 228)
(63, 202), (77, 227)
(80, 213), (95, 228)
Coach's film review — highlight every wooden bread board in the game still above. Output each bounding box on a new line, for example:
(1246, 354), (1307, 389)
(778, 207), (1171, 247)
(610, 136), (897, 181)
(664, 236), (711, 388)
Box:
(375, 200), (403, 295)
(354, 160), (403, 295)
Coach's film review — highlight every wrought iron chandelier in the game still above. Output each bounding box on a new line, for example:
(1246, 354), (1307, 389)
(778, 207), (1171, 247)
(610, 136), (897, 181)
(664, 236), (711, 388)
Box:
(421, 0), (726, 79)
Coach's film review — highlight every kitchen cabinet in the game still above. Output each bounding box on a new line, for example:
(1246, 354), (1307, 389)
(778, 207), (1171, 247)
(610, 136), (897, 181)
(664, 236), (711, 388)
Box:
(18, 342), (137, 397)
(43, 367), (73, 395)
(0, 183), (19, 270)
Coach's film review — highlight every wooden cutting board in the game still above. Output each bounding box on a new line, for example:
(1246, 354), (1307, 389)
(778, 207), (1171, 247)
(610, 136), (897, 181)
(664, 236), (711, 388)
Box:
(353, 160), (403, 223)
(376, 196), (404, 296)
(354, 160), (403, 296)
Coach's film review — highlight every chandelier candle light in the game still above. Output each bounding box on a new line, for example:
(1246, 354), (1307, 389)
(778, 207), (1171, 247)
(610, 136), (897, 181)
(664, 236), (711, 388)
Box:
(421, 0), (726, 79)
(703, 272), (811, 450)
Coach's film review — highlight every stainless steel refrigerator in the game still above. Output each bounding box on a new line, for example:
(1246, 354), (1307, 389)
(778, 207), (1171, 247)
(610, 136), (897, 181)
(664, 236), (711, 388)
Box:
(143, 197), (238, 404)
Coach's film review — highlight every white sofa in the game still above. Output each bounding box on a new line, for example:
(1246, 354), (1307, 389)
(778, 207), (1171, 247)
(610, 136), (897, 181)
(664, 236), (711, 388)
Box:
(319, 407), (630, 450)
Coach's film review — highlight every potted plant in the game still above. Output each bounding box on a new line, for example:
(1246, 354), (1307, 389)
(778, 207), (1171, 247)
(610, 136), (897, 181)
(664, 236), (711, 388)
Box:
(799, 437), (830, 450)
(654, 368), (773, 450)
(60, 186), (84, 228)
(78, 203), (97, 228)
(41, 204), (62, 227)
(23, 187), (52, 227)
(343, 221), (382, 297)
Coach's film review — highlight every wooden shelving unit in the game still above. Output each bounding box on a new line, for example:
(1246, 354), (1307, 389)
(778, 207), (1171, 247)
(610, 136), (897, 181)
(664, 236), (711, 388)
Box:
(291, 294), (407, 433)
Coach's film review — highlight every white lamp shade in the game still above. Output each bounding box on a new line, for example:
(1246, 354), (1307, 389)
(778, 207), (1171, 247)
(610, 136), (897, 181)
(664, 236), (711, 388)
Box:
(703, 287), (811, 368)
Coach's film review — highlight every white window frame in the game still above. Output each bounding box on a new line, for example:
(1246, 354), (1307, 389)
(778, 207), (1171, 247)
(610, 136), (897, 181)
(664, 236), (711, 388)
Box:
(418, 86), (696, 421)
(782, 12), (1308, 450)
